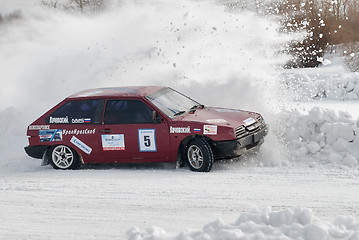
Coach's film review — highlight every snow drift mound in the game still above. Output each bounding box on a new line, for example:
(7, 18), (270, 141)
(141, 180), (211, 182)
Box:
(126, 207), (359, 240)
(274, 107), (359, 169)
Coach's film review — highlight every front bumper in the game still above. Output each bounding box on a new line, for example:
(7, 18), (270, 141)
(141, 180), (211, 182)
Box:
(213, 124), (268, 159)
(24, 145), (48, 159)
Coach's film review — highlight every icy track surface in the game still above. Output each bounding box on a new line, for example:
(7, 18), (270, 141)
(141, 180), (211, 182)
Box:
(1, 166), (359, 239)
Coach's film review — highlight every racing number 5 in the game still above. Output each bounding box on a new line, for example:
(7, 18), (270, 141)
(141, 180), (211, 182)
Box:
(143, 135), (151, 147)
(138, 129), (156, 152)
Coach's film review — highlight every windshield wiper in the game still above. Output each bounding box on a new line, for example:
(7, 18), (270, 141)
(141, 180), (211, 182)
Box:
(189, 104), (204, 113)
(174, 110), (186, 117)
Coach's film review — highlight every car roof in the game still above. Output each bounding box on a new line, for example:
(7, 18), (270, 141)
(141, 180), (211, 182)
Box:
(67, 86), (166, 99)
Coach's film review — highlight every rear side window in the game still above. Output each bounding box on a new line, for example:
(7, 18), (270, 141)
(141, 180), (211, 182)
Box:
(104, 100), (154, 124)
(46, 99), (104, 124)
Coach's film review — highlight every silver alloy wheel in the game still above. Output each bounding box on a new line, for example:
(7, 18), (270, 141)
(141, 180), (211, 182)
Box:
(187, 145), (204, 169)
(51, 145), (74, 169)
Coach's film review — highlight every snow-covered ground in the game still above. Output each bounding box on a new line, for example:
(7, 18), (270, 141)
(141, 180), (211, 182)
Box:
(1, 0), (359, 239)
(1, 166), (359, 239)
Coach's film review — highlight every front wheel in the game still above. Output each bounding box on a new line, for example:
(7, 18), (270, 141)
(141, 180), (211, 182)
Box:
(185, 138), (213, 172)
(50, 145), (81, 170)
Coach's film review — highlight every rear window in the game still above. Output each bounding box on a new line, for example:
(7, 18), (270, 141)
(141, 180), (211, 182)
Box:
(46, 99), (104, 124)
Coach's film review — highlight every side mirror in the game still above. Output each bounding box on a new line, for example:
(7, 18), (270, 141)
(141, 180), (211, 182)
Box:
(152, 111), (161, 124)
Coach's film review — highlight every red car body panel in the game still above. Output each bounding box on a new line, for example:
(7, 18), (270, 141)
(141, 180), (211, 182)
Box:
(25, 87), (268, 167)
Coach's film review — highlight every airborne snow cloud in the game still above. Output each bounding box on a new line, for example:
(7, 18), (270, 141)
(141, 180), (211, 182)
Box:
(0, 0), (289, 114)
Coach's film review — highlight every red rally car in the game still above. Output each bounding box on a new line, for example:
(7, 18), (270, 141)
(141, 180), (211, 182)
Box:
(25, 86), (268, 172)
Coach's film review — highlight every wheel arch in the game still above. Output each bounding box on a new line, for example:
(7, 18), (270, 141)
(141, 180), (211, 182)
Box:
(176, 135), (214, 168)
(46, 144), (83, 169)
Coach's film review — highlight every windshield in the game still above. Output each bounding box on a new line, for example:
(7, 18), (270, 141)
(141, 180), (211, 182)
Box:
(146, 88), (201, 119)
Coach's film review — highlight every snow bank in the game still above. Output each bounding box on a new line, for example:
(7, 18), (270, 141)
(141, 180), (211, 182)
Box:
(274, 107), (359, 169)
(282, 55), (359, 101)
(126, 207), (359, 240)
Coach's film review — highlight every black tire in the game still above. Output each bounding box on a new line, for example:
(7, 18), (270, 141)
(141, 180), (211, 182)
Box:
(49, 145), (81, 170)
(185, 138), (213, 172)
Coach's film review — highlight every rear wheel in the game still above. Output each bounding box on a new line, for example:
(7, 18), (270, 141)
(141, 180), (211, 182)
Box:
(185, 138), (213, 172)
(50, 145), (81, 170)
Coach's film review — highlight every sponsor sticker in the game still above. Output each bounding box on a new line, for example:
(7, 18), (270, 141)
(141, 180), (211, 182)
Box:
(70, 136), (92, 154)
(71, 118), (92, 124)
(203, 125), (217, 135)
(206, 119), (227, 124)
(243, 117), (256, 126)
(138, 129), (157, 152)
(72, 118), (84, 124)
(29, 125), (50, 130)
(49, 116), (69, 124)
(71, 118), (91, 124)
(63, 128), (96, 135)
(101, 134), (125, 151)
(170, 126), (191, 134)
(39, 129), (63, 142)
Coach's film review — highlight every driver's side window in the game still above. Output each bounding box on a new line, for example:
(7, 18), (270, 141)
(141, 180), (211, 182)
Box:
(103, 99), (154, 124)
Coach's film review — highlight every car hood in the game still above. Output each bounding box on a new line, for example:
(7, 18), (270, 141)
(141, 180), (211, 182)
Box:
(176, 107), (260, 128)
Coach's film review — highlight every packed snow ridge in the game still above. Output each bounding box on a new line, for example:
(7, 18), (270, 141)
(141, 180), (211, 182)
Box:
(274, 107), (359, 169)
(127, 207), (359, 240)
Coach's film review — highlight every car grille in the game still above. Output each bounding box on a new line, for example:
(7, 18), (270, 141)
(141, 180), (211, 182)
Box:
(235, 126), (246, 138)
(235, 117), (266, 139)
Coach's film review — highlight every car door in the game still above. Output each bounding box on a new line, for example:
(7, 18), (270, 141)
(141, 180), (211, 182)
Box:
(98, 98), (170, 163)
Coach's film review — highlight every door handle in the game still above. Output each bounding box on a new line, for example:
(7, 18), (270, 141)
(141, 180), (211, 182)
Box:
(100, 129), (113, 133)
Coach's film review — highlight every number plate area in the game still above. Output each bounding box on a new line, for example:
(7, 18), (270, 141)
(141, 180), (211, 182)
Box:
(138, 129), (157, 152)
(237, 127), (267, 147)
